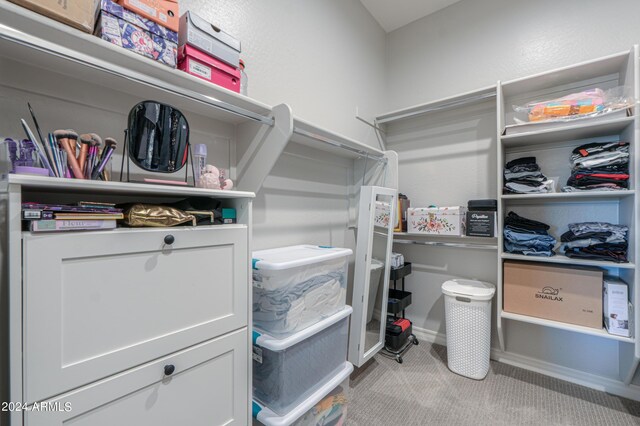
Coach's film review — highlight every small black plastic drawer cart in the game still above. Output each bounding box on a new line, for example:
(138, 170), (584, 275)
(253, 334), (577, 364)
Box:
(381, 262), (419, 363)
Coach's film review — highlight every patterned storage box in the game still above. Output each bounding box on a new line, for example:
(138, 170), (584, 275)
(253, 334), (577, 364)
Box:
(95, 0), (178, 68)
(407, 206), (467, 236)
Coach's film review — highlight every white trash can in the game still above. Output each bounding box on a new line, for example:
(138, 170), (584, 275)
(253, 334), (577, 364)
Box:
(442, 279), (496, 380)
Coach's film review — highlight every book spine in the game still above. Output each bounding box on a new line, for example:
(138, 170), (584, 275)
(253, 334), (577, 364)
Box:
(30, 220), (116, 232)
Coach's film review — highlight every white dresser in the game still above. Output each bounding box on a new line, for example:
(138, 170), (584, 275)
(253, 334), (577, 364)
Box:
(1, 175), (254, 426)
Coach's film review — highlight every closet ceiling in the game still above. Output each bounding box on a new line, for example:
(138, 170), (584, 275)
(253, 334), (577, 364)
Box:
(360, 0), (461, 32)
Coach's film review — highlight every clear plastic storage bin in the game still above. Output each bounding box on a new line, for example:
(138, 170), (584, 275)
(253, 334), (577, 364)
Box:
(252, 306), (352, 415)
(253, 362), (353, 426)
(252, 245), (352, 336)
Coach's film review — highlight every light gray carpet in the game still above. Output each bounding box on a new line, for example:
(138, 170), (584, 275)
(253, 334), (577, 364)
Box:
(347, 342), (640, 426)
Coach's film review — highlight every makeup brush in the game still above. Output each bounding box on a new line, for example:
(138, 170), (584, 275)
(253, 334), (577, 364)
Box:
(92, 138), (117, 180)
(78, 134), (93, 175)
(54, 129), (84, 179)
(87, 133), (103, 178)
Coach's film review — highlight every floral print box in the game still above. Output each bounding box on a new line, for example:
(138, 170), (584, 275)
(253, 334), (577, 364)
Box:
(94, 0), (178, 68)
(407, 206), (467, 236)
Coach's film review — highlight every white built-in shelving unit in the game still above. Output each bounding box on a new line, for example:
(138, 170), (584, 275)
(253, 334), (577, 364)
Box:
(376, 46), (640, 395)
(496, 46), (640, 384)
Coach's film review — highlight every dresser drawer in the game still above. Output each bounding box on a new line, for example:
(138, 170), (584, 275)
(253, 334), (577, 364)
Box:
(23, 226), (248, 403)
(25, 328), (248, 426)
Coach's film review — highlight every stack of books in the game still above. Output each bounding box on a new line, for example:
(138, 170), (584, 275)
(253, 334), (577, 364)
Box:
(22, 202), (123, 232)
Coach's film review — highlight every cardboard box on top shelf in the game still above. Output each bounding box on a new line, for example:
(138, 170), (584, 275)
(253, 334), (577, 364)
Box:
(179, 10), (241, 68)
(504, 261), (603, 329)
(117, 0), (179, 32)
(95, 0), (178, 68)
(8, 0), (100, 33)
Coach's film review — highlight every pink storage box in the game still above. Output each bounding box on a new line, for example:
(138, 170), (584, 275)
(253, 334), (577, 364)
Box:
(178, 45), (240, 93)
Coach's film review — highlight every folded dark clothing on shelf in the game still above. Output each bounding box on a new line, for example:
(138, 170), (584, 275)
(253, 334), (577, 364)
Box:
(573, 164), (629, 174)
(564, 243), (629, 263)
(566, 175), (629, 189)
(561, 230), (615, 243)
(505, 157), (538, 169)
(570, 146), (629, 169)
(504, 212), (556, 256)
(570, 141), (629, 160)
(562, 183), (626, 192)
(504, 156), (550, 194)
(504, 182), (551, 194)
(568, 222), (628, 240)
(504, 211), (551, 234)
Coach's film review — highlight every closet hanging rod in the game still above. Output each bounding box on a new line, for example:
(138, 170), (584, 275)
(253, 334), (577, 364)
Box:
(293, 127), (387, 163)
(0, 29), (275, 127)
(377, 92), (496, 124)
(393, 238), (498, 251)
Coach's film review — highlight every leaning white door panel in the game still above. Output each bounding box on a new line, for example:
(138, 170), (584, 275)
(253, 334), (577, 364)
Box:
(348, 186), (397, 367)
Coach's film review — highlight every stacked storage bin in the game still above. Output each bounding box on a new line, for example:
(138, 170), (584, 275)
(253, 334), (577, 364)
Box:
(178, 11), (242, 92)
(251, 245), (354, 426)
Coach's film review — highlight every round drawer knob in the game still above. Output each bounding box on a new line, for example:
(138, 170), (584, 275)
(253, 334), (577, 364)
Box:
(164, 235), (175, 245)
(164, 364), (175, 376)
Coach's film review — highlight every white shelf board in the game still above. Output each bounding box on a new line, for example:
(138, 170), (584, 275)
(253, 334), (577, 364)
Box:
(501, 253), (635, 269)
(501, 190), (635, 203)
(376, 85), (497, 124)
(501, 115), (634, 147)
(501, 312), (635, 344)
(0, 2), (273, 125)
(291, 117), (386, 160)
(6, 174), (255, 199)
(394, 232), (497, 242)
(501, 49), (631, 97)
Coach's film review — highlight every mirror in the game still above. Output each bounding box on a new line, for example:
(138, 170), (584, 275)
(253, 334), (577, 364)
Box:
(348, 186), (397, 367)
(127, 101), (190, 173)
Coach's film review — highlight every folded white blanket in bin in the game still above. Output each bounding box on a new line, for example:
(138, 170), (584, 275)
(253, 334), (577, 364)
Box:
(253, 271), (345, 335)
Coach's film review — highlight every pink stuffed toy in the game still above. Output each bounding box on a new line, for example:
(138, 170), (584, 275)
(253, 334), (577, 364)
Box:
(198, 164), (234, 190)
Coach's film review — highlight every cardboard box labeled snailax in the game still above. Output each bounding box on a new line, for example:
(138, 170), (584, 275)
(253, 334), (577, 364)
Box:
(407, 206), (466, 236)
(95, 0), (178, 68)
(117, 0), (179, 32)
(8, 0), (100, 33)
(603, 276), (632, 337)
(503, 261), (603, 329)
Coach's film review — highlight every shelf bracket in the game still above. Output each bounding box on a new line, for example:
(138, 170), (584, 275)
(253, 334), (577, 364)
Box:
(235, 104), (293, 193)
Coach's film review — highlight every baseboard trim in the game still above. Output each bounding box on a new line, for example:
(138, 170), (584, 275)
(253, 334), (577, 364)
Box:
(411, 326), (640, 401)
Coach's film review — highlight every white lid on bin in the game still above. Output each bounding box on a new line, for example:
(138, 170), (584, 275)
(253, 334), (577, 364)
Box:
(442, 279), (495, 300)
(253, 245), (352, 271)
(253, 306), (352, 351)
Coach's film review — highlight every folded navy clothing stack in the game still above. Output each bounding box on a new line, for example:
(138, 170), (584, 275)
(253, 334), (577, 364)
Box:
(564, 142), (630, 192)
(503, 157), (551, 194)
(503, 212), (557, 257)
(561, 222), (629, 263)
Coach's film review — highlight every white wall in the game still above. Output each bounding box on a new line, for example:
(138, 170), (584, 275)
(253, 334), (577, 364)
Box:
(182, 0), (386, 147)
(385, 0), (640, 390)
(386, 0), (640, 111)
